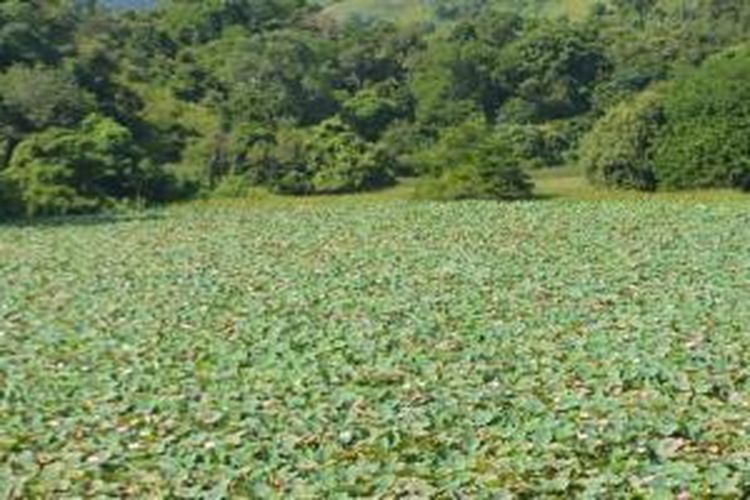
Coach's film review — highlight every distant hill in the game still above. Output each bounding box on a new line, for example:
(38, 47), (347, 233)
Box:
(98, 0), (603, 21)
(101, 0), (156, 9)
(317, 0), (606, 26)
(317, 0), (714, 25)
(99, 0), (693, 21)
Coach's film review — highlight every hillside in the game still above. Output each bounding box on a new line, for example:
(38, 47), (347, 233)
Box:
(318, 0), (433, 25)
(101, 0), (155, 9)
(317, 0), (604, 25)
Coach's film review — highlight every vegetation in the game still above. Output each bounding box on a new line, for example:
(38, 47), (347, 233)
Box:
(1, 0), (749, 218)
(2, 1), (750, 496)
(579, 88), (665, 190)
(3, 198), (749, 496)
(582, 47), (750, 191)
(653, 46), (750, 191)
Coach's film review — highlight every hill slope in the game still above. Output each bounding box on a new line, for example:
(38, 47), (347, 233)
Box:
(318, 0), (605, 25)
(101, 0), (156, 9)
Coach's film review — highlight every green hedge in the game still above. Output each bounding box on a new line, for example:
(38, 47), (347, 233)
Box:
(579, 46), (750, 192)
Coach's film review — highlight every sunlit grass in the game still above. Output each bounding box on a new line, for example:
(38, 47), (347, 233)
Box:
(189, 169), (747, 214)
(530, 166), (750, 203)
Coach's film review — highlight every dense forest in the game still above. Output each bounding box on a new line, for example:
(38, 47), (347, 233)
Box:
(1, 0), (749, 217)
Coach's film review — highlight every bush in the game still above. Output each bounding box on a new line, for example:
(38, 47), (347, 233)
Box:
(417, 119), (534, 200)
(496, 121), (583, 170)
(4, 115), (171, 216)
(411, 118), (487, 176)
(307, 118), (395, 194)
(652, 47), (750, 190)
(422, 147), (534, 201)
(579, 88), (664, 190)
(341, 83), (413, 141)
(376, 121), (433, 177)
(265, 126), (314, 194)
(580, 46), (750, 192)
(211, 174), (253, 199)
(267, 118), (395, 195)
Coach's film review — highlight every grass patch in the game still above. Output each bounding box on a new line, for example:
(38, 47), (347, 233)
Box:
(531, 167), (749, 202)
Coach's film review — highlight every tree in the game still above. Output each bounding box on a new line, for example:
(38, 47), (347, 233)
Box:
(3, 115), (171, 216)
(494, 20), (610, 123)
(214, 29), (338, 126)
(0, 65), (94, 133)
(416, 118), (534, 200)
(306, 118), (394, 193)
(157, 0), (303, 45)
(265, 118), (394, 195)
(579, 88), (664, 190)
(0, 0), (76, 69)
(341, 82), (413, 141)
(652, 46), (750, 190)
(612, 0), (657, 26)
(580, 45), (750, 191)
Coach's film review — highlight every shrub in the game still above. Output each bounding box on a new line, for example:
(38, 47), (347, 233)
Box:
(266, 126), (314, 195)
(307, 118), (395, 194)
(418, 119), (534, 200)
(341, 83), (412, 141)
(376, 121), (433, 177)
(579, 46), (750, 192)
(267, 118), (395, 195)
(4, 115), (170, 216)
(411, 118), (487, 176)
(652, 47), (750, 190)
(0, 174), (21, 218)
(211, 174), (254, 199)
(578, 88), (665, 190)
(495, 121), (582, 170)
(422, 146), (533, 201)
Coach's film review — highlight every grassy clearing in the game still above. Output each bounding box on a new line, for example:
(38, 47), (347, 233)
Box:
(2, 193), (749, 496)
(318, 0), (432, 26)
(197, 170), (749, 210)
(531, 167), (750, 202)
(317, 0), (601, 25)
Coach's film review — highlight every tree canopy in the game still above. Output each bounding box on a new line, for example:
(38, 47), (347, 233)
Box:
(1, 0), (749, 217)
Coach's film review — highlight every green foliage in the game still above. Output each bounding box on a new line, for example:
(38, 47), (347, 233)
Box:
(3, 200), (749, 495)
(213, 29), (338, 126)
(307, 118), (395, 193)
(0, 174), (20, 218)
(4, 115), (170, 216)
(0, 65), (94, 132)
(411, 118), (488, 176)
(495, 121), (582, 169)
(211, 174), (254, 199)
(0, 0), (748, 219)
(416, 119), (534, 200)
(341, 83), (412, 140)
(581, 46), (750, 191)
(579, 88), (664, 190)
(407, 13), (609, 177)
(268, 118), (395, 194)
(652, 47), (750, 190)
(334, 20), (417, 90)
(0, 0), (75, 69)
(494, 19), (610, 123)
(377, 120), (433, 176)
(158, 0), (303, 45)
(264, 126), (313, 193)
